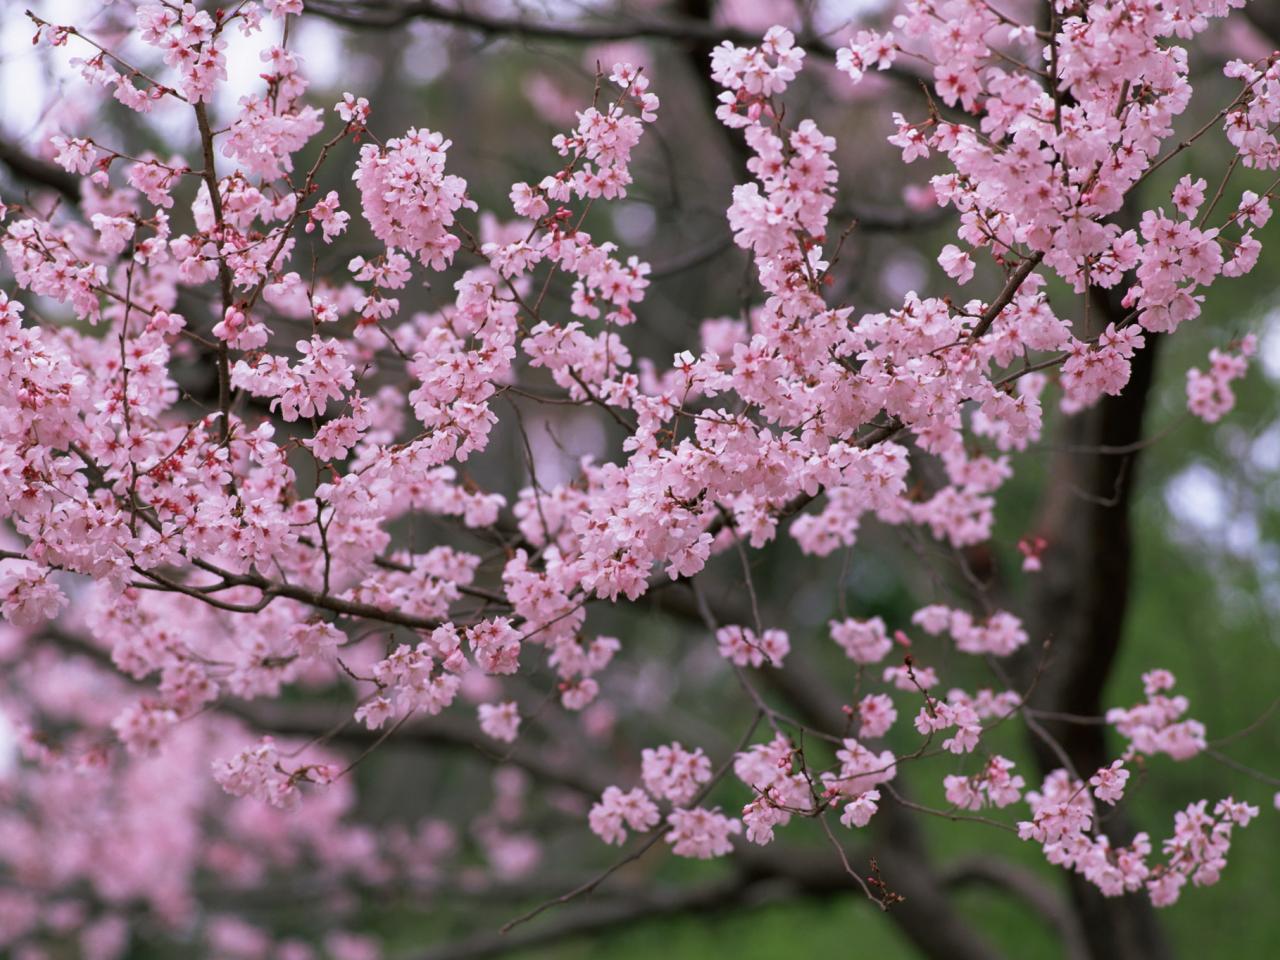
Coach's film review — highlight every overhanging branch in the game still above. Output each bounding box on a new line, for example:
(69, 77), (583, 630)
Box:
(306, 0), (923, 88)
(0, 137), (79, 201)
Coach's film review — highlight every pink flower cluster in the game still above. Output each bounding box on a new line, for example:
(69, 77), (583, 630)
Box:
(829, 616), (893, 664)
(735, 733), (813, 844)
(1186, 335), (1257, 423)
(136, 3), (229, 103)
(589, 741), (741, 859)
(213, 736), (311, 811)
(354, 128), (473, 270)
(356, 633), (464, 730)
(1019, 766), (1258, 907)
(1107, 669), (1207, 761)
(944, 755), (1025, 810)
(911, 605), (1028, 656)
(823, 738), (897, 829)
(716, 624), (790, 668)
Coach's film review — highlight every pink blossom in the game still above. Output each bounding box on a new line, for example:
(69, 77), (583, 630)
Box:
(937, 244), (975, 284)
(0, 562), (67, 627)
(716, 625), (790, 667)
(1172, 175), (1207, 219)
(354, 128), (473, 270)
(0, 9), (1272, 944)
(589, 786), (660, 845)
(478, 701), (521, 743)
(50, 135), (96, 174)
(1107, 670), (1207, 760)
(1091, 760), (1131, 806)
(642, 742), (711, 806)
(213, 737), (301, 810)
(335, 92), (370, 125)
(836, 30), (896, 84)
(665, 807), (741, 859)
(857, 693), (897, 740)
(840, 789), (880, 828)
(829, 616), (891, 664)
(1186, 335), (1256, 423)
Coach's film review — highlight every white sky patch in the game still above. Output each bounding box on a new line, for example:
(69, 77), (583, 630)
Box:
(1250, 421), (1280, 473)
(1225, 513), (1260, 554)
(526, 409), (606, 489)
(291, 17), (345, 91)
(0, 3), (80, 136)
(1164, 462), (1229, 537)
(0, 708), (15, 779)
(611, 201), (656, 246)
(1260, 305), (1280, 381)
(0, 3), (349, 151)
(881, 250), (928, 301)
(402, 21), (450, 86)
(814, 0), (894, 31)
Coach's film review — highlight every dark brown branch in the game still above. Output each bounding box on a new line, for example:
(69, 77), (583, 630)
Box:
(307, 0), (916, 86)
(1016, 282), (1171, 960)
(837, 201), (953, 234)
(967, 252), (1045, 341)
(36, 621), (610, 796)
(412, 855), (855, 960)
(0, 137), (79, 201)
(224, 700), (610, 796)
(192, 101), (234, 444)
(309, 0), (770, 42)
(1245, 6), (1280, 47)
(941, 855), (1090, 960)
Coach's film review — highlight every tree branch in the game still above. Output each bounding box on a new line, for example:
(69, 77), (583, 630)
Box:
(411, 857), (853, 960)
(0, 136), (79, 201)
(1017, 282), (1171, 960)
(1245, 6), (1280, 47)
(306, 0), (906, 72)
(941, 855), (1090, 960)
(223, 699), (611, 796)
(967, 252), (1045, 341)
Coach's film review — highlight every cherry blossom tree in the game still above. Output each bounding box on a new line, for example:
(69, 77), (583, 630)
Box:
(0, 2), (1278, 959)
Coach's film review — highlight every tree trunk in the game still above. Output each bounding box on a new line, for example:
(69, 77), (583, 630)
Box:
(1019, 286), (1172, 960)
